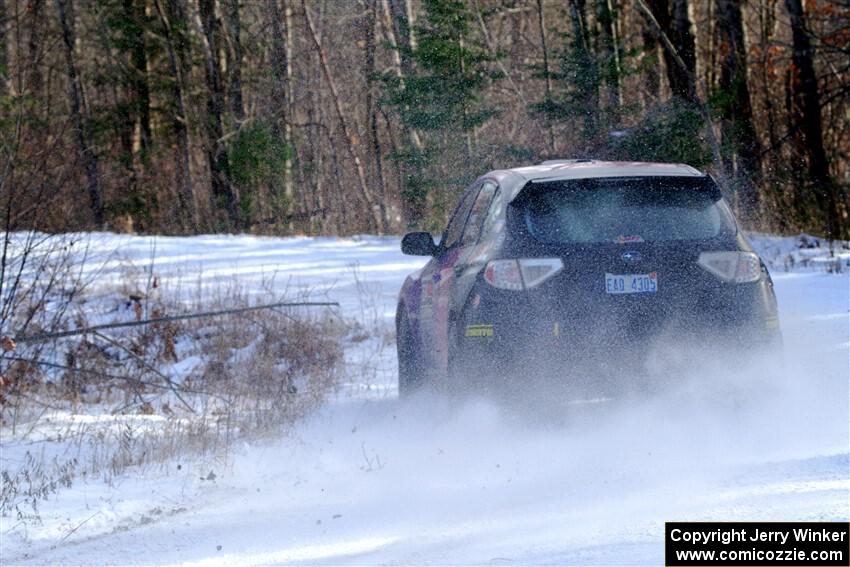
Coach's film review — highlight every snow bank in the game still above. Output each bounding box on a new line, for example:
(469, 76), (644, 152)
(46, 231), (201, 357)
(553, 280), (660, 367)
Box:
(1, 232), (847, 565)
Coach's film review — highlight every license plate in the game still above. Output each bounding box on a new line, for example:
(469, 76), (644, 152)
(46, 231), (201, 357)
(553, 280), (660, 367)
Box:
(605, 272), (658, 294)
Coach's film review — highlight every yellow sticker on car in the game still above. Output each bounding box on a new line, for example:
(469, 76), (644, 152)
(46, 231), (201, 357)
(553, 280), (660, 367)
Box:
(466, 324), (494, 338)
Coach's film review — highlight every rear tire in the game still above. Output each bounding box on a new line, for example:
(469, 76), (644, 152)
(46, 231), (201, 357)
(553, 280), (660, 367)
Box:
(397, 310), (425, 398)
(446, 328), (468, 398)
(447, 318), (491, 401)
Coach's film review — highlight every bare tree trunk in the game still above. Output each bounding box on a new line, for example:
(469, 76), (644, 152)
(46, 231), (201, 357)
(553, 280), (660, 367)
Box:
(224, 0), (244, 121)
(474, 0), (525, 108)
(717, 0), (762, 224)
(380, 0), (404, 82)
(756, 0), (784, 230)
(268, 0), (295, 229)
(198, 0), (239, 228)
(304, 97), (320, 234)
(596, 0), (621, 114)
(365, 0), (389, 233)
(55, 0), (103, 227)
(154, 0), (199, 230)
(671, 0), (696, 97)
(25, 0), (46, 100)
(327, 127), (347, 233)
(641, 26), (660, 108)
(122, 0), (152, 162)
(708, 0), (719, 91)
(758, 0), (779, 153)
(301, 13), (322, 235)
(389, 0), (416, 54)
(536, 0), (556, 154)
(569, 0), (592, 67)
(308, 0), (327, 234)
(302, 0), (380, 233)
(568, 0), (598, 140)
(785, 0), (842, 240)
(283, 3), (297, 170)
(784, 65), (804, 204)
(636, 0), (725, 182)
(0, 0), (6, 97)
(382, 0), (423, 152)
(113, 76), (139, 218)
(645, 0), (695, 100)
(380, 0), (425, 227)
(112, 0), (153, 230)
(460, 36), (473, 161)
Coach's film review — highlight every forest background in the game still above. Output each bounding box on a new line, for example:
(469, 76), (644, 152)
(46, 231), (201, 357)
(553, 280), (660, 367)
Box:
(0, 0), (846, 239)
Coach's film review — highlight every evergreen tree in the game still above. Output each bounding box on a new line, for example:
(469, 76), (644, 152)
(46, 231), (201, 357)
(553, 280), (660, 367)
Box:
(530, 0), (600, 151)
(381, 0), (499, 230)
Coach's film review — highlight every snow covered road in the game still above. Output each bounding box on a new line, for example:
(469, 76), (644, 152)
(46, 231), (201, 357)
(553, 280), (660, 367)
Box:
(2, 234), (848, 566)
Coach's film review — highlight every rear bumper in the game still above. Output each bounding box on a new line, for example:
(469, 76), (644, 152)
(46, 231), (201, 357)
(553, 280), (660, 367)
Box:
(455, 278), (781, 395)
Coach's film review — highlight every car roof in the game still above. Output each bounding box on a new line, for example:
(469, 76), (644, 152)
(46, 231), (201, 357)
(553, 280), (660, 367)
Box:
(507, 159), (704, 182)
(479, 160), (707, 202)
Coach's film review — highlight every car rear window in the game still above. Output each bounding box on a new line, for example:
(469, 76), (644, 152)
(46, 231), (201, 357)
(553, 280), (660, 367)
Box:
(518, 178), (734, 243)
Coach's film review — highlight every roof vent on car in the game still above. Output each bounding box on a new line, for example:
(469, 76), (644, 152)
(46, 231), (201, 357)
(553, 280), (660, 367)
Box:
(539, 158), (594, 165)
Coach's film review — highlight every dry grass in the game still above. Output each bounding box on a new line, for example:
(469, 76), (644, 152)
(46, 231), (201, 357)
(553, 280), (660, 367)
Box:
(0, 251), (347, 523)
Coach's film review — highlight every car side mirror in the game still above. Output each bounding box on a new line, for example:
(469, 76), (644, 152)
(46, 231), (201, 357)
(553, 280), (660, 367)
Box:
(401, 232), (437, 256)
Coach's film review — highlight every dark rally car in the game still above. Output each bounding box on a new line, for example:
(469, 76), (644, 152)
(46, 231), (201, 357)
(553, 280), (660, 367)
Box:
(395, 160), (781, 400)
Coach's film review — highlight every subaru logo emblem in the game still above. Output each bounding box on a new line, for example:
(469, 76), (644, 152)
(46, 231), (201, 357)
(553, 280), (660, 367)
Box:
(621, 251), (641, 263)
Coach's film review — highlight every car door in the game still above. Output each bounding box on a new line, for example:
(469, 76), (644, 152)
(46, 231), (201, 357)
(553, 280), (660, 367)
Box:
(418, 182), (482, 375)
(449, 180), (499, 318)
(431, 181), (498, 375)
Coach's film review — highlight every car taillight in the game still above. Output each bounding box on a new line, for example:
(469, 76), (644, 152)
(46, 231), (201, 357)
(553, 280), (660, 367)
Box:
(484, 260), (523, 290)
(483, 258), (563, 290)
(697, 251), (761, 283)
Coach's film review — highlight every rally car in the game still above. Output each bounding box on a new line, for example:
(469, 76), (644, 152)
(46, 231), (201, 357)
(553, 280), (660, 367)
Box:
(395, 160), (781, 399)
